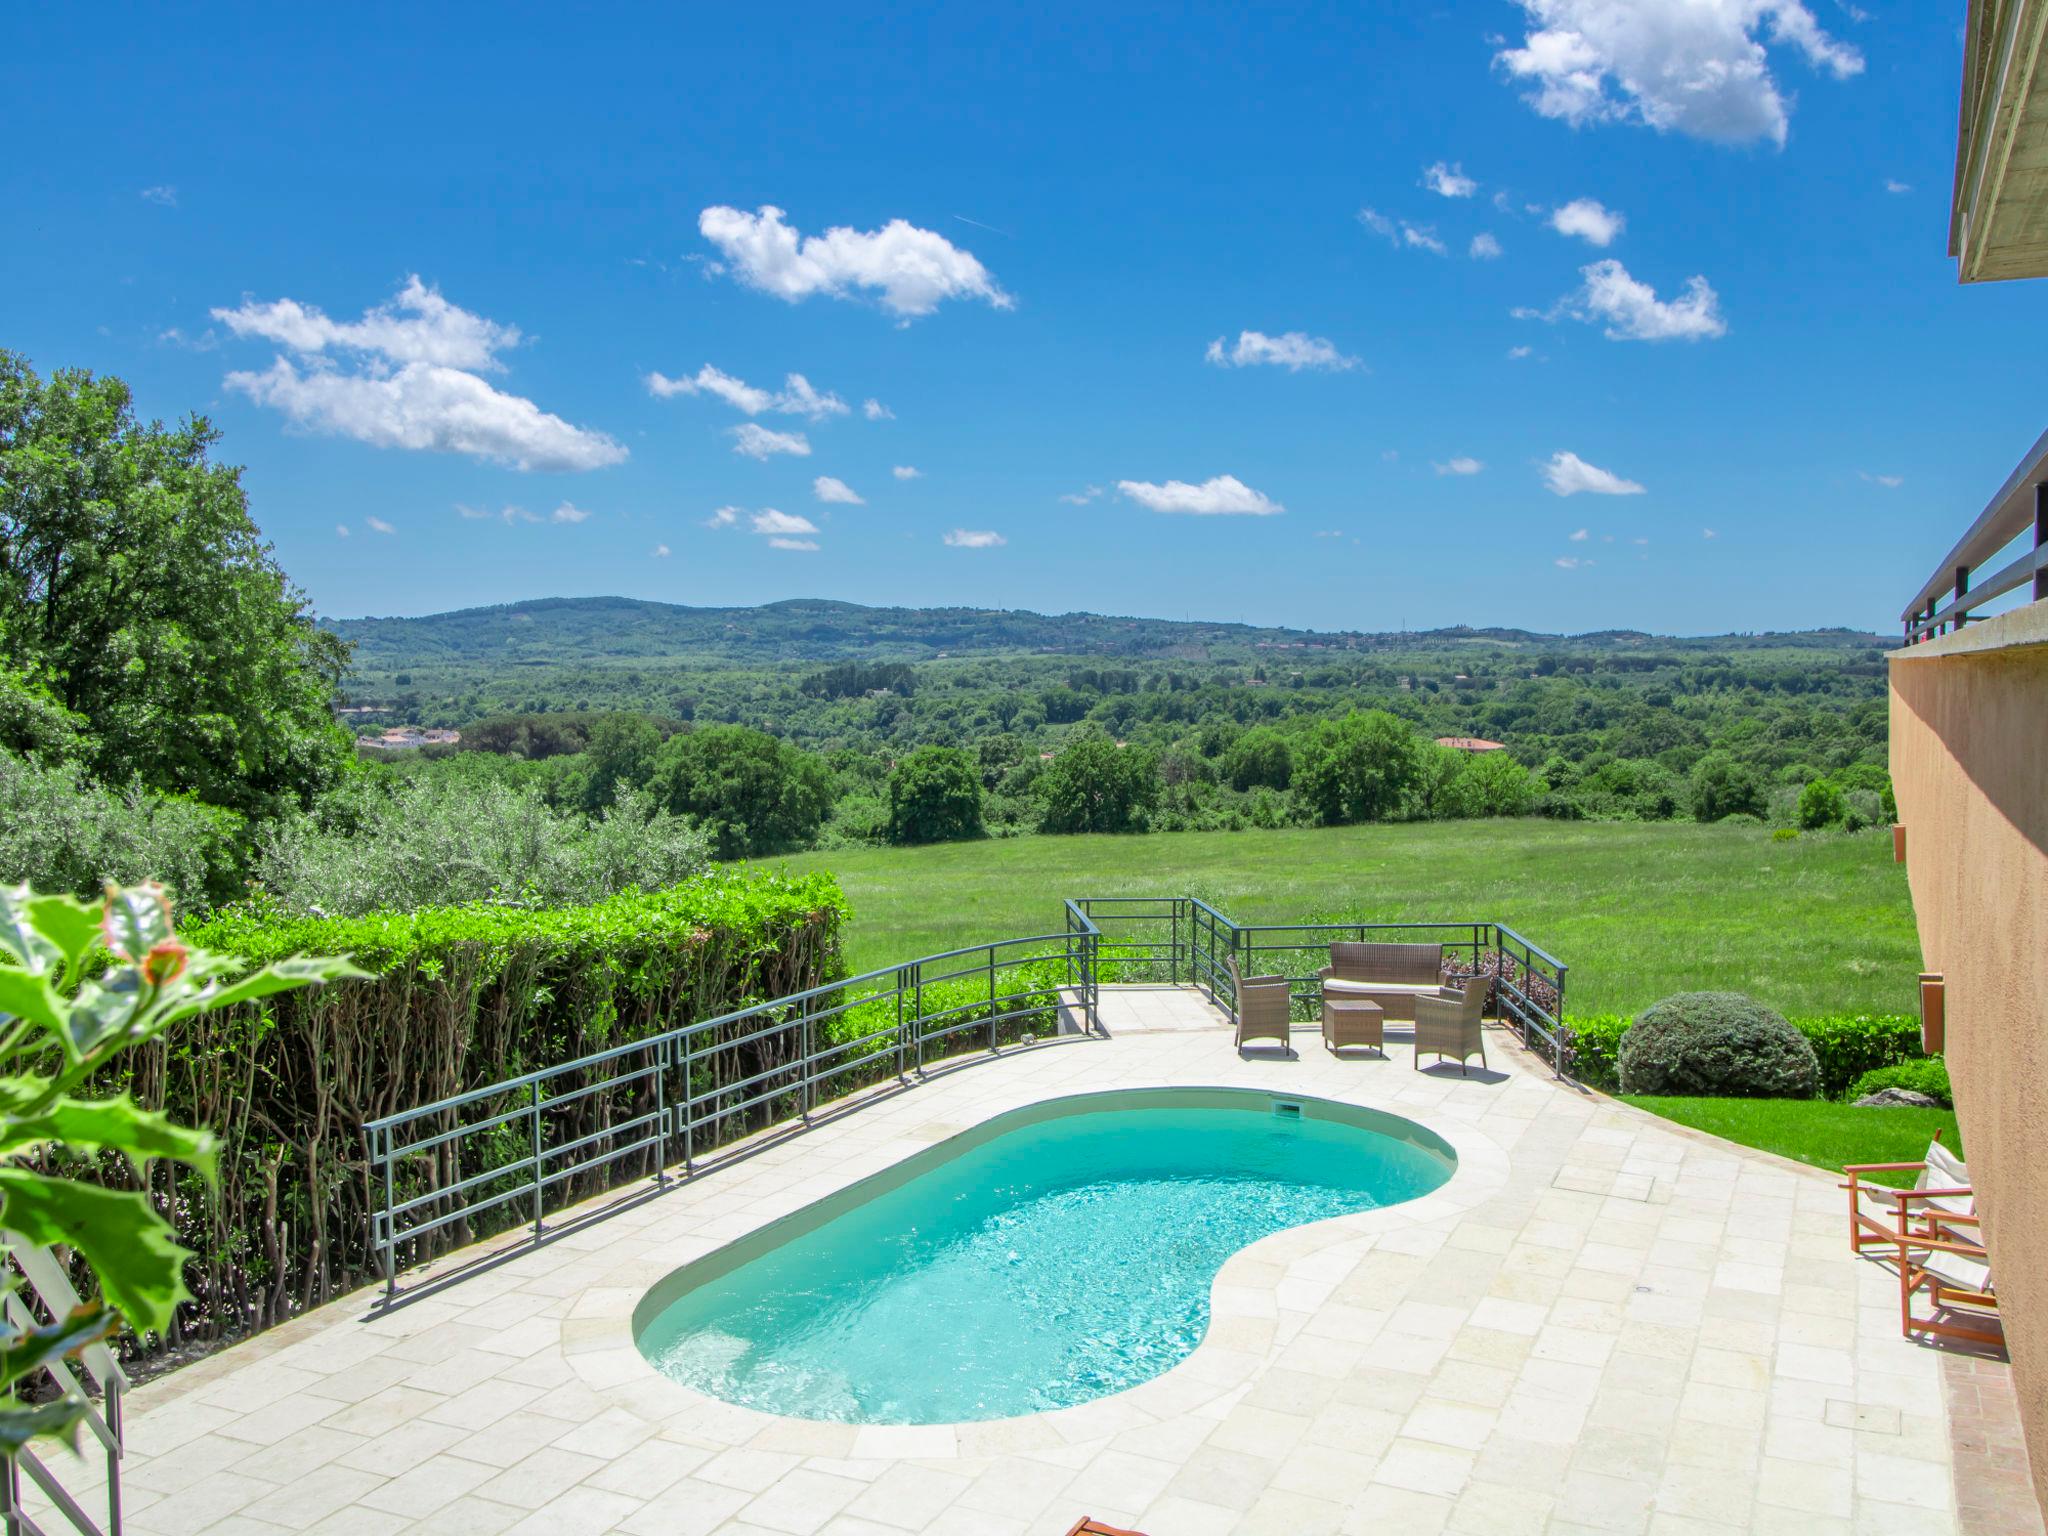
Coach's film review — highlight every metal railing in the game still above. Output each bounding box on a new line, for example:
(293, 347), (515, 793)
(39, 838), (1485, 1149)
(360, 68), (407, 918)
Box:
(363, 896), (1571, 1296)
(365, 922), (1100, 1295)
(2, 1236), (126, 1536)
(1902, 426), (2048, 642)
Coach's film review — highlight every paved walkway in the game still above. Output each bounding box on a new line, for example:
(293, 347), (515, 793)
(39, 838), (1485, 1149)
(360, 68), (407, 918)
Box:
(43, 988), (2040, 1535)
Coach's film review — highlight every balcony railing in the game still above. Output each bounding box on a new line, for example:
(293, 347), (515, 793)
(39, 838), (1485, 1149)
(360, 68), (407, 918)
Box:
(1902, 426), (2048, 643)
(364, 896), (1569, 1299)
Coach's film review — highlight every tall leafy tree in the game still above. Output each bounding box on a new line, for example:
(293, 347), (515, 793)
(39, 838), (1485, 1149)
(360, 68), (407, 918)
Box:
(887, 745), (984, 844)
(651, 725), (832, 858)
(0, 352), (351, 819)
(1291, 710), (1420, 825)
(1036, 734), (1159, 834)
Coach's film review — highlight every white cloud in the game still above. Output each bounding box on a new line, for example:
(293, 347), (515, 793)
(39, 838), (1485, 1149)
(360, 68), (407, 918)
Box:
(214, 276), (519, 371)
(813, 475), (864, 504)
(751, 509), (818, 537)
(704, 506), (740, 529)
(1885, 178), (1911, 194)
(214, 277), (623, 472)
(551, 502), (591, 524)
(1434, 457), (1484, 476)
(156, 327), (219, 352)
(1205, 329), (1360, 372)
(1703, 527), (1718, 538)
(366, 516), (396, 535)
(1423, 161), (1478, 198)
(223, 359), (626, 472)
(140, 185), (178, 207)
(1060, 486), (1103, 505)
(653, 543), (671, 557)
(730, 423), (811, 459)
(1570, 527), (1590, 540)
(1358, 208), (1447, 254)
(697, 204), (1013, 317)
(892, 465), (921, 480)
(1117, 475), (1282, 516)
(1495, 0), (1863, 148)
(1470, 232), (1504, 260)
(1554, 555), (1593, 569)
(1551, 197), (1625, 246)
(1507, 344), (1536, 359)
(1860, 470), (1904, 488)
(767, 537), (820, 551)
(777, 374), (848, 420)
(1530, 259), (1727, 341)
(646, 365), (847, 420)
(335, 524), (350, 538)
(863, 398), (894, 420)
(944, 529), (1007, 548)
(1543, 450), (1646, 497)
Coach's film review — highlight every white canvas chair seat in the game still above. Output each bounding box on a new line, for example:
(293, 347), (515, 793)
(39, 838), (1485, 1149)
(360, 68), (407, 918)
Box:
(1922, 1246), (1992, 1295)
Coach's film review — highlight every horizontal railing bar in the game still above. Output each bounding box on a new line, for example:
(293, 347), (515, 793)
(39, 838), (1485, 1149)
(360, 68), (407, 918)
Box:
(1901, 425), (2048, 619)
(1905, 540), (2048, 639)
(1494, 924), (1568, 972)
(369, 933), (1078, 1132)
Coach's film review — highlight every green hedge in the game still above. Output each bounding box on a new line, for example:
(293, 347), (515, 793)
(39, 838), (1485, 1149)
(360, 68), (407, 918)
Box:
(126, 870), (846, 1342)
(1567, 1011), (1920, 1098)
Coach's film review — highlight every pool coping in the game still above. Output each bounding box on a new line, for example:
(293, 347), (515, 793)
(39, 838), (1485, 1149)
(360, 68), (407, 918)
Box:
(558, 1073), (1513, 1460)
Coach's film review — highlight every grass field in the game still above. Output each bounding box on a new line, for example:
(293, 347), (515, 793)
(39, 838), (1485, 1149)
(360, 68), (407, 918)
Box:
(768, 820), (1919, 1018)
(1621, 1096), (1959, 1185)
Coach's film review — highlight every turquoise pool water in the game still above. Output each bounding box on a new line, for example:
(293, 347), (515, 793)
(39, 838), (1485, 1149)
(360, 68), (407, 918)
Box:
(635, 1088), (1453, 1423)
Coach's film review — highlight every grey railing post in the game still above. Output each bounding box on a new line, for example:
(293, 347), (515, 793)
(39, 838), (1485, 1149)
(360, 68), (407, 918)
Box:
(988, 946), (998, 1052)
(378, 1125), (397, 1297)
(895, 968), (908, 1083)
(654, 1036), (670, 1185)
(529, 1082), (544, 1242)
(800, 1008), (813, 1121)
(913, 962), (925, 1076)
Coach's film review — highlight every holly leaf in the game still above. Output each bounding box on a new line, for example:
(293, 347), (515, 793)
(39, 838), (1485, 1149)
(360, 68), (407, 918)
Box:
(22, 895), (105, 986)
(0, 1169), (192, 1335)
(0, 885), (61, 974)
(0, 1303), (117, 1397)
(98, 885), (172, 964)
(0, 1096), (216, 1181)
(56, 973), (143, 1064)
(0, 969), (66, 1038)
(0, 1395), (91, 1456)
(158, 955), (370, 1026)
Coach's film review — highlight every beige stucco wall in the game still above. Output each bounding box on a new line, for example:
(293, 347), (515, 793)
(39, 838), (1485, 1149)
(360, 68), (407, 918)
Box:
(1890, 603), (2048, 1518)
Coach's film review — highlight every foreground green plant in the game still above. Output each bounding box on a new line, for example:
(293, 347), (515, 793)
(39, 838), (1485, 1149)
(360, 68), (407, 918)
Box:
(0, 883), (361, 1453)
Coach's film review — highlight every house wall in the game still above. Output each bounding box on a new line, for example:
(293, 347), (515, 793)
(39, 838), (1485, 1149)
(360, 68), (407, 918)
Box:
(1889, 602), (2048, 1517)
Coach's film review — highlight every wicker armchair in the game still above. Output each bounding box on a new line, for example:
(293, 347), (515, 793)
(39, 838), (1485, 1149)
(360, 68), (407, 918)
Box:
(1414, 978), (1487, 1074)
(1227, 957), (1293, 1054)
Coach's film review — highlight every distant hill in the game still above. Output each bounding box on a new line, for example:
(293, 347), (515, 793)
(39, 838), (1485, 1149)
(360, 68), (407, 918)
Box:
(328, 595), (1891, 670)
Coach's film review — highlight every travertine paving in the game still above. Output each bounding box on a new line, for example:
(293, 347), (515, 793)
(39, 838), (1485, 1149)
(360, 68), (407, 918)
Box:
(39, 990), (2033, 1535)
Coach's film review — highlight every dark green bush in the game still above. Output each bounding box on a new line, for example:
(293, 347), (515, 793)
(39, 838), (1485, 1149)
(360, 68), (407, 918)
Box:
(1617, 991), (1819, 1098)
(1570, 1011), (1919, 1097)
(1847, 1057), (1951, 1106)
(887, 745), (984, 844)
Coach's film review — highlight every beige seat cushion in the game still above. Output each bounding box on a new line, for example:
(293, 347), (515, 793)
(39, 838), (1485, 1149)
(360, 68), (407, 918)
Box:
(1322, 978), (1440, 997)
(1924, 1247), (1992, 1295)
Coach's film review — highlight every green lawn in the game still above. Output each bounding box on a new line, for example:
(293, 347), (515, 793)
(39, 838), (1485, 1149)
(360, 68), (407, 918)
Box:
(1620, 1096), (1959, 1186)
(766, 820), (1917, 1017)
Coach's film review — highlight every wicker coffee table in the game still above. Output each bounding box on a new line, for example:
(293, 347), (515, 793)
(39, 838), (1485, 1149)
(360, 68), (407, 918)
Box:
(1321, 997), (1385, 1056)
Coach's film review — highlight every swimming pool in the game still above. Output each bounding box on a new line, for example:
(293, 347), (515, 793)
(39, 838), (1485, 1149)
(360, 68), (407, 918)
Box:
(634, 1088), (1455, 1423)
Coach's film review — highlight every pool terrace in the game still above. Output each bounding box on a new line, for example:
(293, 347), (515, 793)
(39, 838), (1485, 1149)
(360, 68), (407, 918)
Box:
(40, 984), (2039, 1536)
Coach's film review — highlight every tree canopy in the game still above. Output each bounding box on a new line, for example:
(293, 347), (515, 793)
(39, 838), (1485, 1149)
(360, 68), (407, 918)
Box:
(0, 352), (351, 818)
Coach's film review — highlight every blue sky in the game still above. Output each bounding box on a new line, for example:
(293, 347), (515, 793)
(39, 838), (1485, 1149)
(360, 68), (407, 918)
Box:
(7, 2), (2039, 636)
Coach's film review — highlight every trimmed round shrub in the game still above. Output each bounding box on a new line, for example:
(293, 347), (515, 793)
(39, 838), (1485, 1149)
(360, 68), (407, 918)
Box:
(1617, 991), (1819, 1098)
(1847, 1057), (1952, 1107)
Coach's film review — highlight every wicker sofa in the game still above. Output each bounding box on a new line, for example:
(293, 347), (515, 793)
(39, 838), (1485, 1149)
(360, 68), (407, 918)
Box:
(1317, 942), (1447, 1022)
